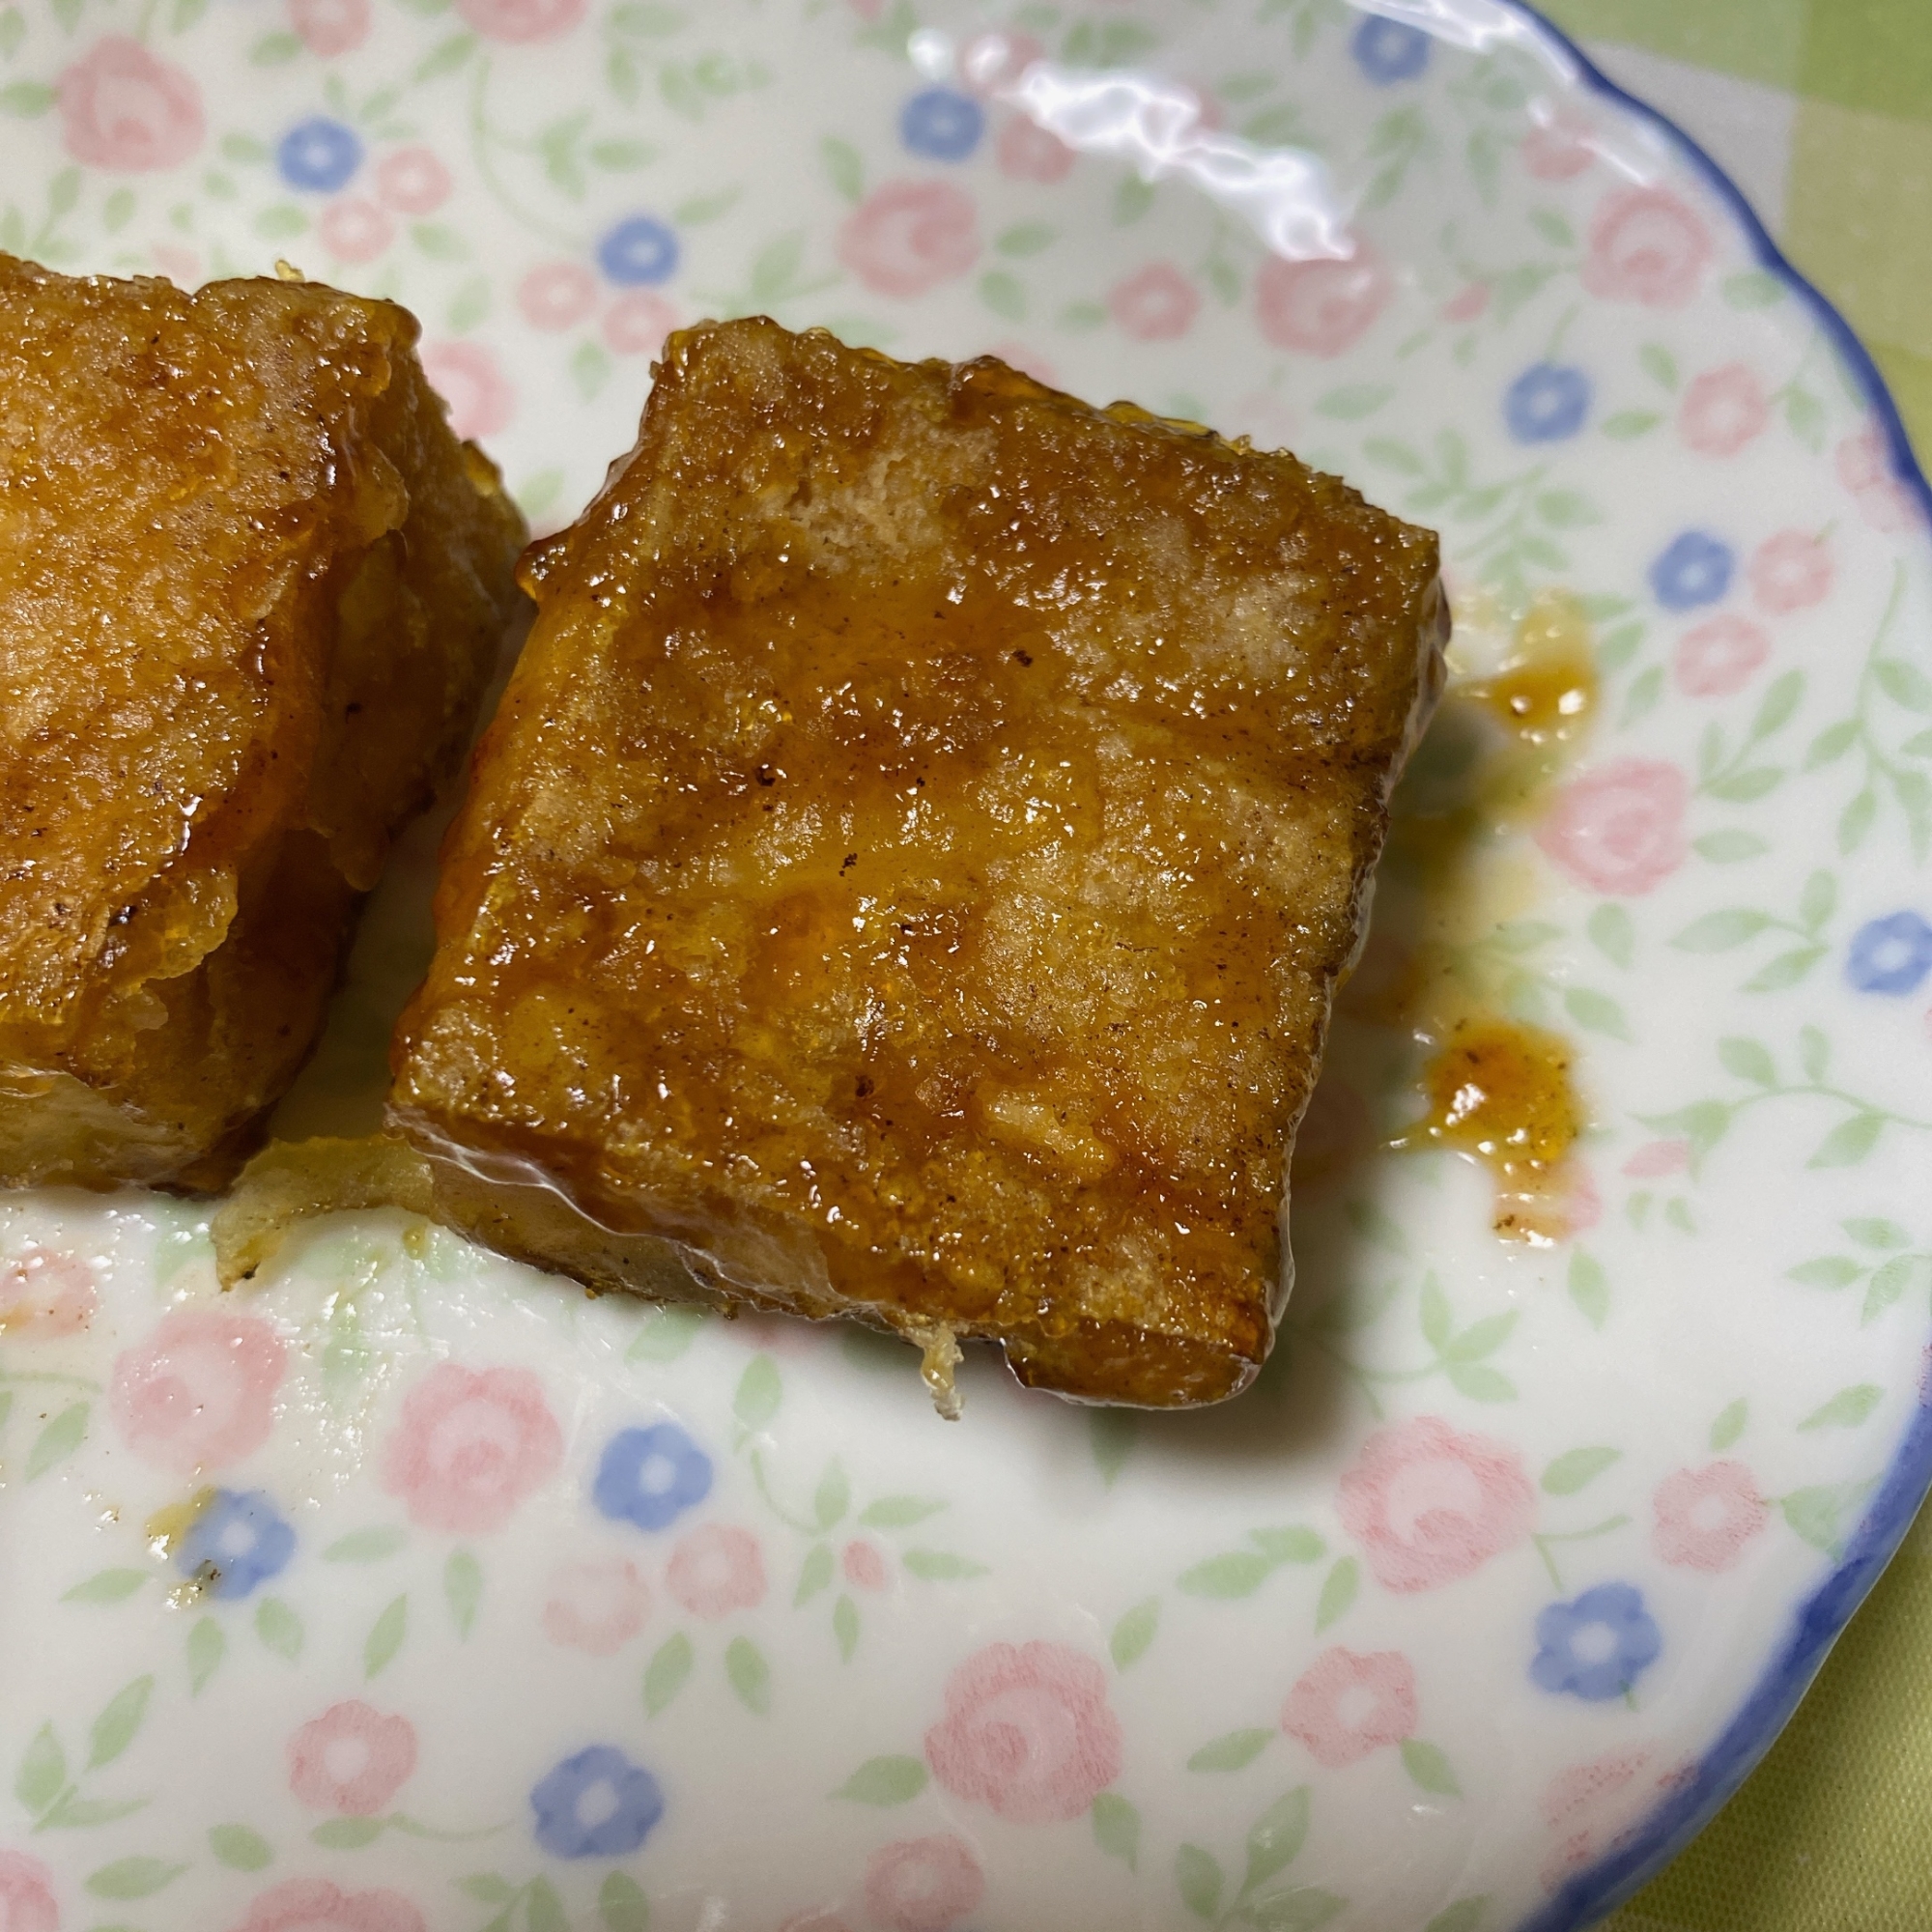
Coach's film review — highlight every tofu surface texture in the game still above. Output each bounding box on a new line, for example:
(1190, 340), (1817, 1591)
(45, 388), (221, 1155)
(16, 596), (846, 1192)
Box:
(0, 254), (525, 1189)
(392, 317), (1445, 1406)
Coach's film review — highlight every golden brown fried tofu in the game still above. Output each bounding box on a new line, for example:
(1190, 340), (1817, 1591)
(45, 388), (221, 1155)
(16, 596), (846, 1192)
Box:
(390, 317), (1444, 1406)
(0, 254), (525, 1189)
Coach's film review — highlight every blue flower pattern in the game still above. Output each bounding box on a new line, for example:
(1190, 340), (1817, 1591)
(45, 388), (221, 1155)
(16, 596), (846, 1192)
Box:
(898, 87), (984, 161)
(597, 215), (680, 287)
(1846, 911), (1932, 996)
(1531, 1582), (1662, 1701)
(1503, 362), (1592, 442)
(593, 1422), (712, 1531)
(530, 1746), (664, 1859)
(1350, 16), (1432, 84)
(2, 6), (1921, 1903)
(177, 1489), (296, 1601)
(276, 117), (362, 192)
(1649, 530), (1734, 611)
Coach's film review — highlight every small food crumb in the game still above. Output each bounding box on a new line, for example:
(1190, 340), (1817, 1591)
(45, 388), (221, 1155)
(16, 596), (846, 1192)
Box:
(910, 1323), (964, 1420)
(145, 1487), (215, 1560)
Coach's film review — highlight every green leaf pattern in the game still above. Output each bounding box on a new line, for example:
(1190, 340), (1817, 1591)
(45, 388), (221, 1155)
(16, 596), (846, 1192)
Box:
(0, 6), (1925, 1923)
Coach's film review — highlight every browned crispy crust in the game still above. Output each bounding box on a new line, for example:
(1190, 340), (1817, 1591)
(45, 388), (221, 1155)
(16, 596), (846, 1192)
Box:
(390, 317), (1445, 1405)
(0, 254), (526, 1188)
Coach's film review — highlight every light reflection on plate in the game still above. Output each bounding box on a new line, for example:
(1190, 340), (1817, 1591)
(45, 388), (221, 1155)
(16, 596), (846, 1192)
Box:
(1, 4), (1930, 1929)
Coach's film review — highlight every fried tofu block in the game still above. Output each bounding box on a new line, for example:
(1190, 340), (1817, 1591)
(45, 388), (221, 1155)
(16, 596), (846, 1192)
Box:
(0, 254), (525, 1189)
(391, 318), (1444, 1406)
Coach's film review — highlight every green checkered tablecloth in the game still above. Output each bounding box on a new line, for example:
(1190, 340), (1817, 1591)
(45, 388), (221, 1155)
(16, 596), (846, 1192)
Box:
(1542, 0), (1932, 458)
(1536, 11), (1932, 1928)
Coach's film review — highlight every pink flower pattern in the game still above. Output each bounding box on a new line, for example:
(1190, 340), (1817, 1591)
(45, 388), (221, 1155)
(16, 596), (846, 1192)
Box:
(318, 198), (394, 264)
(1107, 262), (1200, 342)
(288, 0), (369, 57)
(455, 0), (583, 42)
(1229, 388), (1298, 451)
(0, 17), (1914, 1913)
(603, 290), (677, 357)
(1280, 1647), (1418, 1769)
(1254, 243), (1391, 356)
(1337, 1415), (1535, 1593)
(543, 1557), (651, 1654)
(982, 338), (1059, 388)
(666, 1524), (766, 1620)
(518, 261), (598, 331)
(1622, 1138), (1690, 1179)
(1565, 1161), (1603, 1236)
(0, 1246), (96, 1338)
(418, 341), (517, 441)
(1653, 1462), (1769, 1572)
(232, 1880), (425, 1932)
(287, 1702), (419, 1816)
(379, 1362), (562, 1534)
(1678, 364), (1768, 456)
(375, 148), (451, 215)
(1539, 1750), (1693, 1894)
(863, 1835), (984, 1932)
(151, 242), (199, 286)
(1837, 427), (1923, 532)
(1748, 529), (1833, 612)
(1582, 187), (1712, 308)
(59, 36), (204, 171)
(1674, 614), (1770, 698)
(997, 115), (1075, 183)
(842, 1540), (888, 1591)
(1521, 115), (1593, 181)
(923, 1640), (1122, 1823)
(838, 182), (979, 298)
(0, 1853), (59, 1932)
(111, 1308), (286, 1475)
(1535, 759), (1690, 895)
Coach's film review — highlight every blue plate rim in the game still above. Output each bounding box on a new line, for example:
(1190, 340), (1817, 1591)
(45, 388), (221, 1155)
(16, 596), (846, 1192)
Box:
(1470, 5), (1932, 1925)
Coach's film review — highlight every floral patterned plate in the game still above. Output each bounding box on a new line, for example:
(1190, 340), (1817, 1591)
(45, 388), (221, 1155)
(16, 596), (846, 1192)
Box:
(4, 2), (1932, 1930)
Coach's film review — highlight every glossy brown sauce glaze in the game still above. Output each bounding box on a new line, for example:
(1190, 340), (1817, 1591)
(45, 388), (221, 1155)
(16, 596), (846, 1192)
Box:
(0, 252), (523, 1188)
(391, 319), (1447, 1405)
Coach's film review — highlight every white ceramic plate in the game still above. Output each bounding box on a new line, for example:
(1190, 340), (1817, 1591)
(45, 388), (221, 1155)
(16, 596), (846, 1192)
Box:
(4, 4), (1932, 1930)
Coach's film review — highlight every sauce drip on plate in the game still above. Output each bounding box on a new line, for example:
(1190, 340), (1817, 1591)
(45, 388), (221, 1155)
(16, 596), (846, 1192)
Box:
(1398, 1014), (1582, 1238)
(1350, 590), (1599, 1242)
